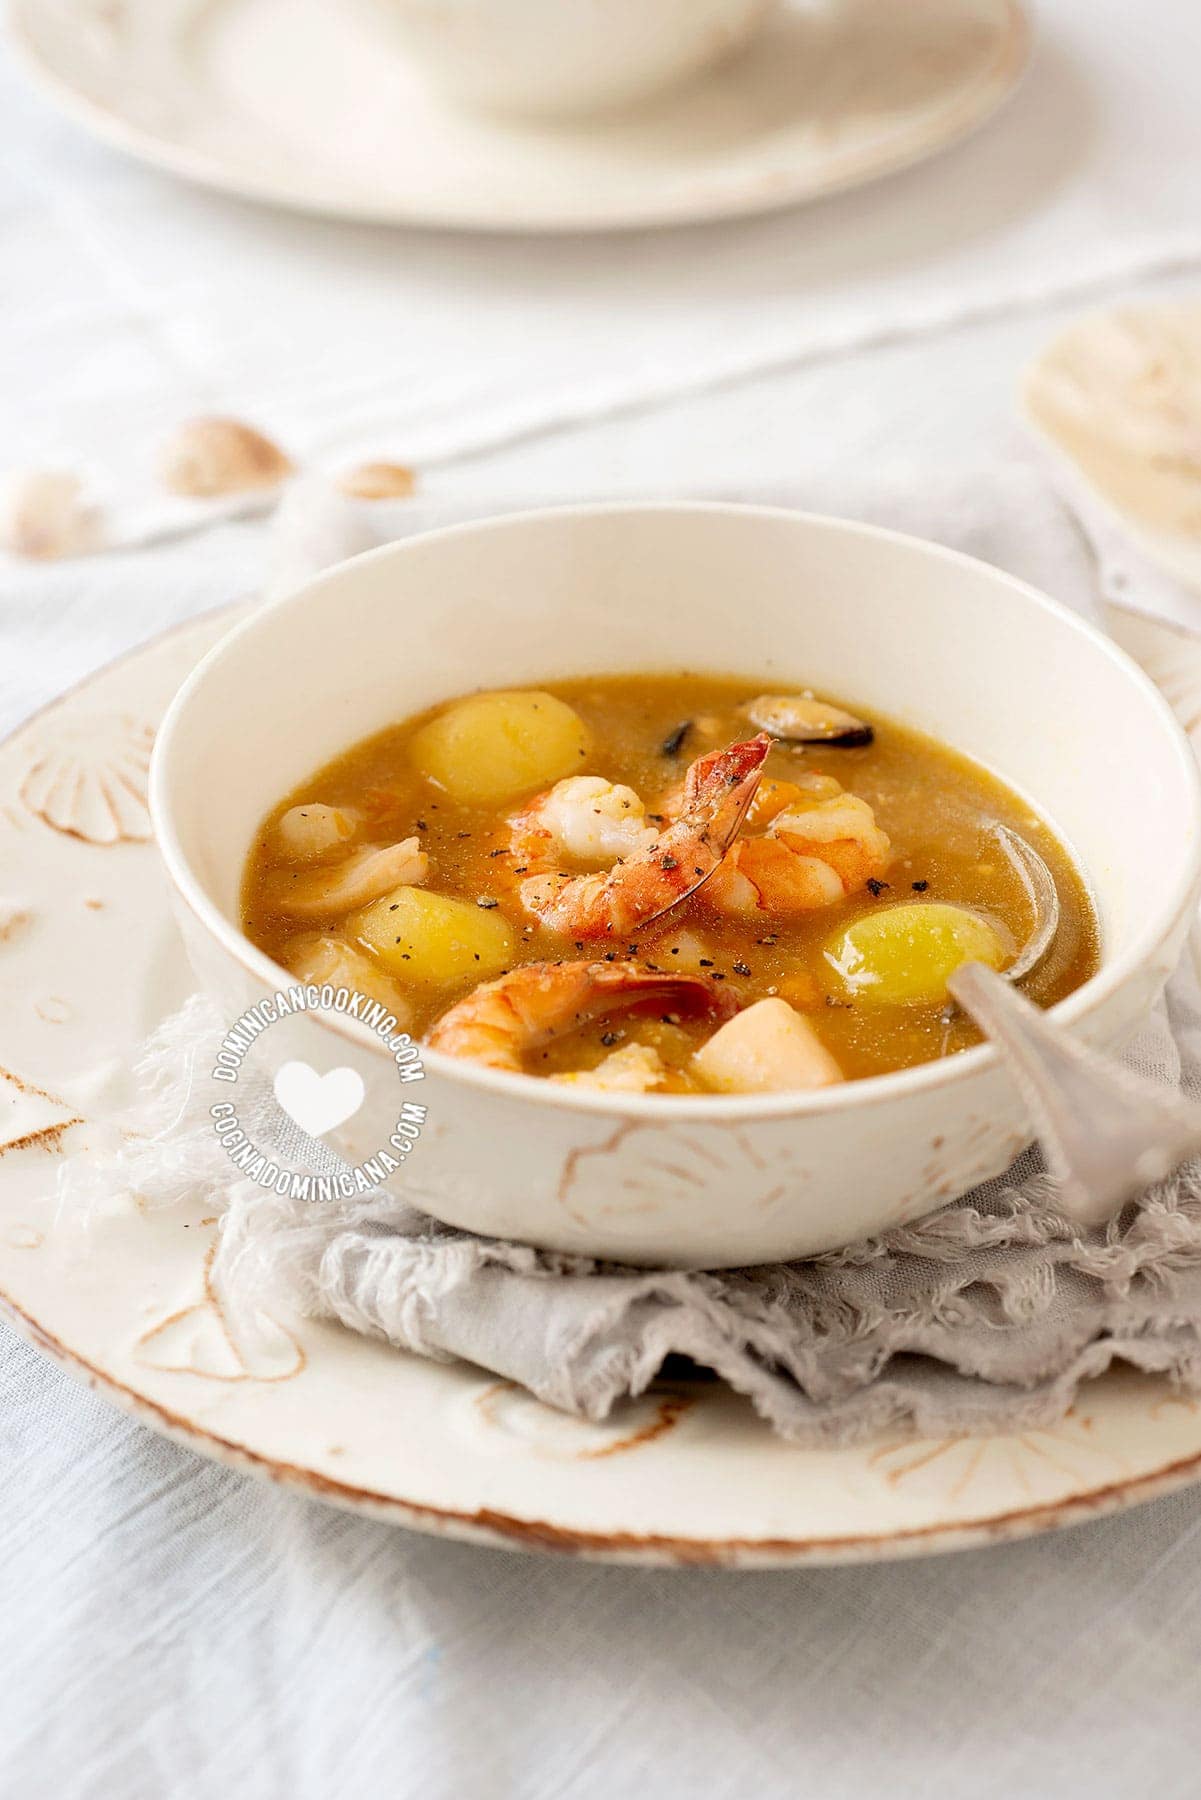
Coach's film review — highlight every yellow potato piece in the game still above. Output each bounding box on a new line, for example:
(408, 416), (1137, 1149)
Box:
(692, 998), (843, 1094)
(825, 902), (1007, 1006)
(409, 690), (589, 805)
(352, 886), (515, 986)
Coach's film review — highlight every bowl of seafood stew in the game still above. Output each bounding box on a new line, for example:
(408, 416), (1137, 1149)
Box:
(151, 505), (1201, 1266)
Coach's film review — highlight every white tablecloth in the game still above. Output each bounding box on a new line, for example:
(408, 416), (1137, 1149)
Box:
(5, 5), (1201, 1795)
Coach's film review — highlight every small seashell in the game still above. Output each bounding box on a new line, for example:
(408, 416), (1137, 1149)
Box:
(161, 418), (295, 498)
(337, 461), (417, 501)
(1, 471), (104, 560)
(744, 694), (874, 747)
(20, 715), (154, 843)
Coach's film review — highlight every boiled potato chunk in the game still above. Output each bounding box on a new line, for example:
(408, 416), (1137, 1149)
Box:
(825, 902), (1007, 1006)
(352, 885), (515, 986)
(692, 999), (843, 1094)
(409, 690), (589, 804)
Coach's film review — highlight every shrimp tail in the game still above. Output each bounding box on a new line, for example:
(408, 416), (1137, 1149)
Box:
(681, 732), (772, 833)
(519, 734), (770, 939)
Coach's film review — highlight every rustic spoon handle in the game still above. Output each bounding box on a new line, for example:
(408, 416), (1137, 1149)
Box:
(947, 959), (1201, 1228)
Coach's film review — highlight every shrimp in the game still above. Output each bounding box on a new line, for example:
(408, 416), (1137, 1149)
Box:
(505, 735), (770, 939)
(426, 959), (738, 1074)
(703, 775), (890, 918)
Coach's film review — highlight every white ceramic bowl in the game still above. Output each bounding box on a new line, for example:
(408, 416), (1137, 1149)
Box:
(151, 504), (1201, 1268)
(357, 0), (780, 118)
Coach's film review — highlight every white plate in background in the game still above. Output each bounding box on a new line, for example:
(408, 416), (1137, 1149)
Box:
(7, 0), (1027, 233)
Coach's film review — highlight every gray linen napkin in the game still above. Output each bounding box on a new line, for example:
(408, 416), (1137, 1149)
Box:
(57, 469), (1201, 1444)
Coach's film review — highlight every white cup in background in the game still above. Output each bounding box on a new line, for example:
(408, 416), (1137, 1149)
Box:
(358, 0), (782, 119)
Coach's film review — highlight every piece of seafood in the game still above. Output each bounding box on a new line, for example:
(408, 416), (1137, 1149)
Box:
(427, 959), (737, 1074)
(704, 782), (890, 918)
(507, 735), (770, 938)
(265, 838), (428, 919)
(743, 694), (873, 747)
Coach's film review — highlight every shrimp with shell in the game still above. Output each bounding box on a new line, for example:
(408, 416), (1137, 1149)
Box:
(426, 959), (738, 1074)
(505, 735), (769, 939)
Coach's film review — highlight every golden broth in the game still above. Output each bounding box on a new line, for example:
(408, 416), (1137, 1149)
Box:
(242, 674), (1099, 1088)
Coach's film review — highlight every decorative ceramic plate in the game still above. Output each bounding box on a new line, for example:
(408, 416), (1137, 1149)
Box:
(7, 0), (1027, 233)
(4, 599), (1201, 1566)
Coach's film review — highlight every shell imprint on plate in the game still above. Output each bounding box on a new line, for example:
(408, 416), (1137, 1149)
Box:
(19, 714), (155, 844)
